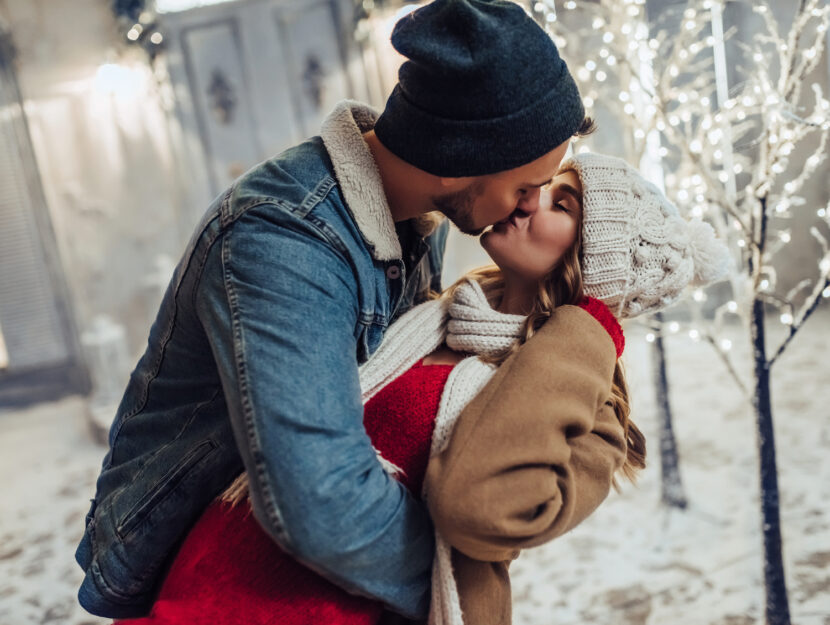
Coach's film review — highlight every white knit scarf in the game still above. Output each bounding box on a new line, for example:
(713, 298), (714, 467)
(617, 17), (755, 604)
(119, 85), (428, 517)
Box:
(357, 279), (525, 625)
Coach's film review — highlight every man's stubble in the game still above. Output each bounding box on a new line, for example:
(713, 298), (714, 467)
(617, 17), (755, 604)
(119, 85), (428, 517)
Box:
(430, 179), (488, 236)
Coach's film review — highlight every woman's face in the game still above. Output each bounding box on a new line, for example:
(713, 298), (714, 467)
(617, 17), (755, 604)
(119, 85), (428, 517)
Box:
(480, 169), (582, 282)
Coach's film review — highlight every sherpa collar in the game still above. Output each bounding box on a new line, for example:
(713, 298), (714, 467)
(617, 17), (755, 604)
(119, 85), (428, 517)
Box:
(320, 101), (401, 261)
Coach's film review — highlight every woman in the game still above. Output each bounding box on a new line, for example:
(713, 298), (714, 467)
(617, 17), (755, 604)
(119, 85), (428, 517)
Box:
(118, 152), (729, 625)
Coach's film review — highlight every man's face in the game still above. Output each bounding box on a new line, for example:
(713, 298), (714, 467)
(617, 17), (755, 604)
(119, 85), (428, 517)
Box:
(430, 139), (571, 235)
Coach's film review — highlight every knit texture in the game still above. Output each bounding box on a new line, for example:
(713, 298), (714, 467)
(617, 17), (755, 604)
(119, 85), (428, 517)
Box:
(562, 152), (732, 319)
(446, 280), (525, 357)
(374, 0), (584, 176)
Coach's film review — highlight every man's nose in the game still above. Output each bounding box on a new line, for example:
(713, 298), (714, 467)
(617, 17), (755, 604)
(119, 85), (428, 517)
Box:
(517, 187), (542, 213)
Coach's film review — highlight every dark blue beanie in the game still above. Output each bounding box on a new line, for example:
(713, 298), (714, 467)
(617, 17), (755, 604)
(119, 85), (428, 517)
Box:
(373, 0), (585, 177)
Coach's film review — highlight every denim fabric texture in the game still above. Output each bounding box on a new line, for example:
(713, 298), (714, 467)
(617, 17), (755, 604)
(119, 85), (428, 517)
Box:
(75, 107), (447, 620)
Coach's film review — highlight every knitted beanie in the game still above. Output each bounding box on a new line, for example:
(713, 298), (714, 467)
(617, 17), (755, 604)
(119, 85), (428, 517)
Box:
(374, 0), (584, 177)
(561, 152), (732, 319)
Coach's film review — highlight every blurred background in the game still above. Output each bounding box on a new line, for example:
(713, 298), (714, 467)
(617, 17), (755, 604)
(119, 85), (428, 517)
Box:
(0, 1), (828, 624)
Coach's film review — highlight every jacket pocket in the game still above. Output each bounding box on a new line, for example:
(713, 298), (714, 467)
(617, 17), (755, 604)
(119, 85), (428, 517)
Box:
(116, 439), (218, 540)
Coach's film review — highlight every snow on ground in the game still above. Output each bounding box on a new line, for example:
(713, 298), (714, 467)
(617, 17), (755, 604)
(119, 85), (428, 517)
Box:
(0, 309), (828, 625)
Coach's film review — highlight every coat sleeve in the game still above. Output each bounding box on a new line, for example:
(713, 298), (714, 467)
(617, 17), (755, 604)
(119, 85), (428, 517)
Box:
(424, 305), (627, 562)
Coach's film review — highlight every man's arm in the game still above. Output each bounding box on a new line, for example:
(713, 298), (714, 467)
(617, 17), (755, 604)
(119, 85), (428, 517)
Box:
(424, 305), (627, 562)
(196, 205), (433, 619)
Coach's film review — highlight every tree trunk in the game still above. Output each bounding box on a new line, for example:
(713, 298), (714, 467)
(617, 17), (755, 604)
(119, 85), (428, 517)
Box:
(750, 298), (790, 625)
(652, 311), (687, 509)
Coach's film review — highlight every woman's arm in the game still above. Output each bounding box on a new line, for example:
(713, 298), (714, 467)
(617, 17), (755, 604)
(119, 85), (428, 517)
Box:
(424, 304), (627, 562)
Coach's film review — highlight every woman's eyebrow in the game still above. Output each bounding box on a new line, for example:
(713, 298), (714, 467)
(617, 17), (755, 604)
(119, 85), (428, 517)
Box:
(557, 183), (581, 203)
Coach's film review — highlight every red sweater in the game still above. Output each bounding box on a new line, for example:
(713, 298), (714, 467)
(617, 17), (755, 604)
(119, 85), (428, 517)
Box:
(119, 360), (455, 625)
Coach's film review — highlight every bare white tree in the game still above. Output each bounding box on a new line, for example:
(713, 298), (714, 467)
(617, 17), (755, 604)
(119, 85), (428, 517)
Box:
(533, 1), (830, 623)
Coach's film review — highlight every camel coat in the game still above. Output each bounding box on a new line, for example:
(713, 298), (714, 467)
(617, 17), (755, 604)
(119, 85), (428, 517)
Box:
(424, 305), (628, 624)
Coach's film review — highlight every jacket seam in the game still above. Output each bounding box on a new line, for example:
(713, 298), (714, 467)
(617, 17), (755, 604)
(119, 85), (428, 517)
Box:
(220, 232), (291, 546)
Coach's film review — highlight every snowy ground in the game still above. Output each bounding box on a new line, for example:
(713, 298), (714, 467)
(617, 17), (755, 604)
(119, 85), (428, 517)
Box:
(0, 309), (828, 625)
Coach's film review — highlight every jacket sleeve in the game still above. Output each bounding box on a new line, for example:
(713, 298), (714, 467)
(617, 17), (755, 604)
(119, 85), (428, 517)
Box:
(424, 305), (627, 562)
(196, 205), (433, 619)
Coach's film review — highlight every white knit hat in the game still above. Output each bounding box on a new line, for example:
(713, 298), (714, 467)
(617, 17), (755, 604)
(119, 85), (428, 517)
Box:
(562, 152), (732, 319)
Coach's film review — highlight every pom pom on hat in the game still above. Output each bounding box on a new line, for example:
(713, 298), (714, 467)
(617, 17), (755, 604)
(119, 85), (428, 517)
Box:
(687, 218), (733, 286)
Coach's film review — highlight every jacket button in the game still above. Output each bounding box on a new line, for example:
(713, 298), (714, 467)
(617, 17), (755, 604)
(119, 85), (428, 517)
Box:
(386, 265), (401, 280)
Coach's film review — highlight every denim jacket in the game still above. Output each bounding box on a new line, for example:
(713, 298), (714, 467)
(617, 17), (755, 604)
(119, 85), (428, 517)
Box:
(75, 101), (448, 620)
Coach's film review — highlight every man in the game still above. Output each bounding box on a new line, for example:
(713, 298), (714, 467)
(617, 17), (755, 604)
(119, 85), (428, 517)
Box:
(76, 0), (590, 620)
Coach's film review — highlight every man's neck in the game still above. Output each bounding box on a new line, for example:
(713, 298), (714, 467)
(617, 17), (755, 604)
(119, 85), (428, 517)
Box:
(363, 130), (434, 223)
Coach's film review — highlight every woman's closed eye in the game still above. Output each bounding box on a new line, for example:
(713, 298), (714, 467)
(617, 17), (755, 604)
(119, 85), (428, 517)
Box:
(554, 201), (570, 213)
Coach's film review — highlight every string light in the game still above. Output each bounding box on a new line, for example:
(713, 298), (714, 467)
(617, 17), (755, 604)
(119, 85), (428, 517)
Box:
(779, 313), (793, 325)
(669, 322), (680, 333)
(727, 301), (738, 313)
(721, 339), (732, 351)
(646, 333), (656, 343)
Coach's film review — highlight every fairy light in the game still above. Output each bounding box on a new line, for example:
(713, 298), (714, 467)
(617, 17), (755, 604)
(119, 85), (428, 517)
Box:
(669, 322), (680, 333)
(693, 289), (706, 302)
(779, 313), (793, 325)
(689, 329), (700, 341)
(727, 301), (738, 313)
(721, 339), (732, 351)
(646, 333), (656, 343)
(823, 286), (830, 298)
